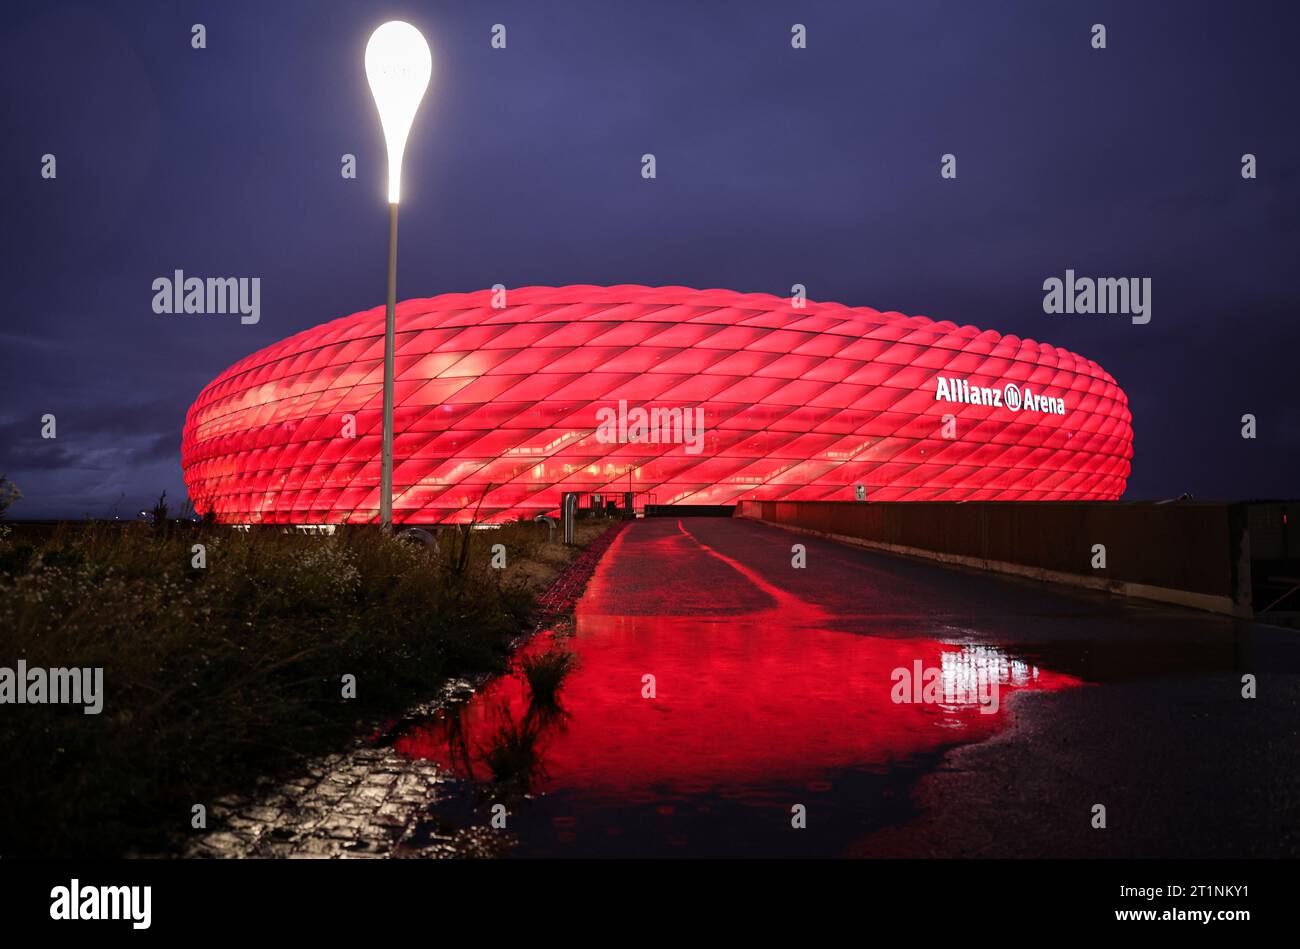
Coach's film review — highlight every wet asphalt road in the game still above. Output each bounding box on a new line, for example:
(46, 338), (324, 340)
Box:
(570, 516), (1300, 858)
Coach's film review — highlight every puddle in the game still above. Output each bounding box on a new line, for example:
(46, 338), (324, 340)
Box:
(391, 522), (1083, 856)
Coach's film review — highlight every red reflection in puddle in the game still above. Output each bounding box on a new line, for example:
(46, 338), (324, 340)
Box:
(394, 522), (1083, 793)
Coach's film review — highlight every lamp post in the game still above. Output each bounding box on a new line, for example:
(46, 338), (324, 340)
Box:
(365, 20), (431, 529)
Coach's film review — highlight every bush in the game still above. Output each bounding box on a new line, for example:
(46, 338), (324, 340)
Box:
(0, 474), (21, 523)
(0, 520), (547, 857)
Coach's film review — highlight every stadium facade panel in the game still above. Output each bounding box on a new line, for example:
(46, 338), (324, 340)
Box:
(181, 285), (1134, 523)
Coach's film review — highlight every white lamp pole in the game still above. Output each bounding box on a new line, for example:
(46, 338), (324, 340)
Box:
(365, 21), (432, 529)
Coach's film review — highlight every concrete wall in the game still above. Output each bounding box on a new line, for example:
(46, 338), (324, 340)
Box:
(736, 500), (1253, 617)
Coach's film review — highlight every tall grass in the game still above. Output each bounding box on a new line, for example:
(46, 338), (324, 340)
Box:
(519, 647), (579, 706)
(0, 520), (555, 857)
(478, 704), (545, 789)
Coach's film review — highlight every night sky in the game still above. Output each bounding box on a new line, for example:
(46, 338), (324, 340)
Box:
(2, 0), (1296, 518)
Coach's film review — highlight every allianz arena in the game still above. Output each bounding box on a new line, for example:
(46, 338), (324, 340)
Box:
(180, 285), (1134, 524)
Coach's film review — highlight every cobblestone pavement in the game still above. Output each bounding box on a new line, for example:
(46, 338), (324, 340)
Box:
(181, 523), (626, 859)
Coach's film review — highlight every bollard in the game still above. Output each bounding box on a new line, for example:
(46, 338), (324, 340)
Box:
(561, 492), (578, 545)
(534, 514), (557, 544)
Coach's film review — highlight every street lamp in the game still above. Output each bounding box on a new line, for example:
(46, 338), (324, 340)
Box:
(365, 20), (432, 528)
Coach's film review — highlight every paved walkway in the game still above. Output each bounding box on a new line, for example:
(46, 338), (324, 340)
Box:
(187, 517), (1300, 857)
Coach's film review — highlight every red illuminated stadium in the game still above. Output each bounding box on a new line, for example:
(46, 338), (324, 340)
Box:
(180, 285), (1134, 523)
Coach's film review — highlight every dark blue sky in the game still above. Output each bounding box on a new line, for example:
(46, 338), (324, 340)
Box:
(2, 0), (1297, 517)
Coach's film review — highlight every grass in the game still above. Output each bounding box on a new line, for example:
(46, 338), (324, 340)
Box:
(519, 647), (579, 707)
(478, 704), (545, 789)
(0, 516), (606, 857)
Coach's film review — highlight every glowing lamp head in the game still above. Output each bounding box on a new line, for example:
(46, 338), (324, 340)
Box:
(365, 21), (432, 204)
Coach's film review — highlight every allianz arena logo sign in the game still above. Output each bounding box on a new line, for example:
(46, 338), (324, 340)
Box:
(933, 376), (1067, 416)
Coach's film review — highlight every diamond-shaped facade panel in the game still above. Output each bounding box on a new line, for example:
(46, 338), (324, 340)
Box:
(181, 285), (1134, 523)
